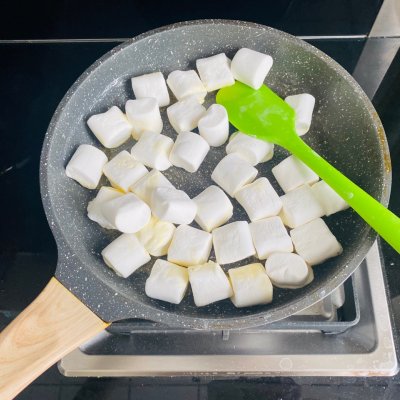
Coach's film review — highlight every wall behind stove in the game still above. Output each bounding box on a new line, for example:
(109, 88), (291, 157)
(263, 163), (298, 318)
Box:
(0, 0), (383, 39)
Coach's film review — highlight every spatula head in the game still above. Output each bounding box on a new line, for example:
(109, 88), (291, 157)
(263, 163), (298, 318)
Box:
(216, 81), (297, 146)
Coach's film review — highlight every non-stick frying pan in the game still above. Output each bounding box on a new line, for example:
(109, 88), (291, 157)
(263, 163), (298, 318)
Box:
(0, 20), (391, 399)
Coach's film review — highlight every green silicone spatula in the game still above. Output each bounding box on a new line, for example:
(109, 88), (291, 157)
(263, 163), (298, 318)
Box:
(216, 81), (400, 253)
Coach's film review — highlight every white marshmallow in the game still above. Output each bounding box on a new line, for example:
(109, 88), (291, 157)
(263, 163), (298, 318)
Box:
(198, 104), (229, 147)
(101, 192), (151, 233)
(102, 233), (150, 278)
(235, 178), (282, 222)
(228, 263), (273, 307)
(167, 97), (206, 134)
(136, 216), (176, 257)
(87, 186), (123, 229)
(65, 144), (107, 189)
(131, 169), (174, 204)
(231, 48), (273, 90)
(166, 70), (207, 103)
(265, 253), (309, 289)
(249, 216), (293, 260)
(226, 132), (274, 166)
(212, 221), (255, 265)
(87, 106), (132, 149)
(193, 185), (233, 232)
(151, 187), (197, 225)
(169, 131), (210, 173)
(131, 71), (170, 107)
(145, 259), (189, 304)
(311, 180), (349, 216)
(290, 218), (343, 265)
(103, 150), (148, 192)
(280, 185), (324, 228)
(131, 131), (173, 171)
(272, 155), (319, 193)
(188, 261), (233, 307)
(125, 98), (163, 139)
(196, 53), (235, 92)
(211, 153), (258, 197)
(168, 225), (212, 267)
(285, 93), (315, 136)
(274, 265), (314, 290)
(303, 266), (315, 287)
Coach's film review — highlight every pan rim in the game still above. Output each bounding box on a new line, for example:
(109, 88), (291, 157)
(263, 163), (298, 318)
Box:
(40, 19), (392, 329)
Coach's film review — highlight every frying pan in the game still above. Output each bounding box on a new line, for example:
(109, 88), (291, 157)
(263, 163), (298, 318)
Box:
(0, 20), (391, 398)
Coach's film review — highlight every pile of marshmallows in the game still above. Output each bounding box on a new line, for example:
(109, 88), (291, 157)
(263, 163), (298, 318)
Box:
(66, 48), (346, 308)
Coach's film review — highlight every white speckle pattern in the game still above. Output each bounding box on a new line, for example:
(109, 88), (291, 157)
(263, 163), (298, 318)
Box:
(40, 20), (389, 330)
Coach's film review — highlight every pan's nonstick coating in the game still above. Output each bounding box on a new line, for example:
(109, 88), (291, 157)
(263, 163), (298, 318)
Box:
(40, 20), (390, 329)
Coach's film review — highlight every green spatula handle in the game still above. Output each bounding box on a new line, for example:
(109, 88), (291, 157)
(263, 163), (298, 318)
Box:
(284, 134), (400, 252)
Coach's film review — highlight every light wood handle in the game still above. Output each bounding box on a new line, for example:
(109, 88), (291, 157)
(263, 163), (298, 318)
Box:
(0, 277), (109, 400)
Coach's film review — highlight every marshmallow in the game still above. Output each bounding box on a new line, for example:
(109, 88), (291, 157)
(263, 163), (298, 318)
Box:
(131, 131), (173, 171)
(303, 266), (315, 287)
(272, 155), (319, 193)
(166, 70), (207, 103)
(145, 259), (189, 304)
(249, 216), (293, 259)
(136, 216), (176, 257)
(131, 71), (170, 107)
(193, 185), (233, 232)
(87, 186), (123, 229)
(311, 180), (349, 216)
(101, 192), (151, 233)
(151, 187), (197, 225)
(65, 144), (107, 189)
(265, 253), (309, 289)
(198, 104), (229, 147)
(196, 53), (235, 92)
(125, 98), (163, 139)
(102, 233), (150, 278)
(103, 150), (148, 192)
(131, 169), (174, 204)
(231, 48), (273, 90)
(168, 225), (212, 267)
(228, 263), (273, 307)
(167, 97), (206, 134)
(226, 132), (274, 166)
(211, 153), (258, 197)
(290, 218), (343, 265)
(235, 178), (282, 222)
(273, 265), (314, 290)
(212, 221), (255, 265)
(87, 106), (132, 149)
(188, 261), (233, 307)
(285, 93), (315, 136)
(169, 131), (210, 173)
(280, 185), (324, 228)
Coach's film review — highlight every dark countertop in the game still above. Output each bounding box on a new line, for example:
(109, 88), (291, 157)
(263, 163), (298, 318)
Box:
(1, 34), (400, 400)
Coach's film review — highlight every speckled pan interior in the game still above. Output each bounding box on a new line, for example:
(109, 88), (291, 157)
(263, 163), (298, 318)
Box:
(40, 20), (391, 329)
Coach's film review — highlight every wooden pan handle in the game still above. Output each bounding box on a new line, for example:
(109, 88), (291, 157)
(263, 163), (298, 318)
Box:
(0, 277), (109, 399)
